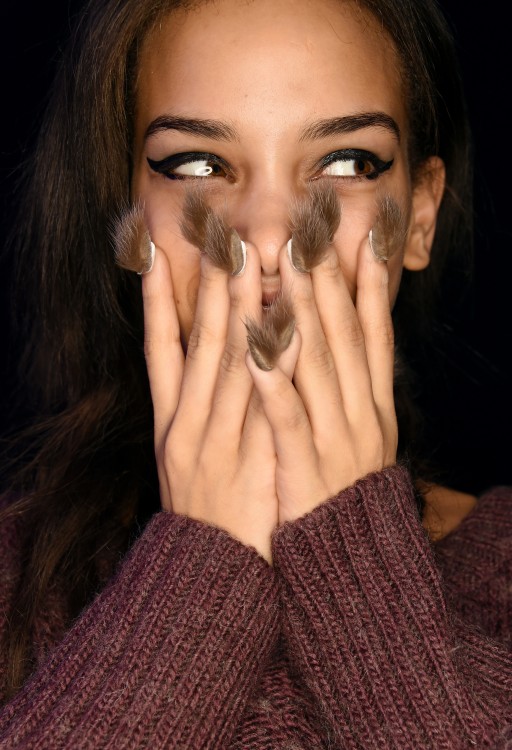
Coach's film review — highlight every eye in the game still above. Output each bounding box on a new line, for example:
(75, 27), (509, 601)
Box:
(323, 158), (374, 177)
(319, 149), (393, 181)
(147, 152), (232, 181)
(174, 159), (227, 178)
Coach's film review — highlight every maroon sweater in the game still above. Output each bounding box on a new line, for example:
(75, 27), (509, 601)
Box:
(0, 463), (511, 748)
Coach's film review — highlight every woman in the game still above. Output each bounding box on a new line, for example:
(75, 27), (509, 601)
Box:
(0, 0), (510, 747)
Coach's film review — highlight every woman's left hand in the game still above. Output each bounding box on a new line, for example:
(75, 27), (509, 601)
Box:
(247, 233), (399, 525)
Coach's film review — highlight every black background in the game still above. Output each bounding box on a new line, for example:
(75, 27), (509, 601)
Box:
(0, 1), (510, 495)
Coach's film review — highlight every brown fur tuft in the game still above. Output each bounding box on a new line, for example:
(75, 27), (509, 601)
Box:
(180, 189), (245, 275)
(289, 181), (342, 272)
(245, 294), (295, 371)
(369, 196), (409, 261)
(112, 202), (154, 274)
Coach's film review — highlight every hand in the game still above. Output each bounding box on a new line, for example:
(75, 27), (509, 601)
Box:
(247, 234), (398, 525)
(142, 243), (281, 563)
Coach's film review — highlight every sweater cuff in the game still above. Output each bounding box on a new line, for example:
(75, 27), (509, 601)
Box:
(1, 511), (280, 749)
(271, 464), (496, 747)
(271, 462), (425, 567)
(433, 484), (512, 591)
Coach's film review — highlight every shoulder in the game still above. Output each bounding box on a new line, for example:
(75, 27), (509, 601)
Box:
(423, 478), (512, 580)
(423, 481), (512, 643)
(417, 480), (478, 542)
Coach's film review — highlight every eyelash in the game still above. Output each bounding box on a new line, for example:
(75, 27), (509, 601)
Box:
(146, 149), (393, 183)
(147, 152), (234, 182)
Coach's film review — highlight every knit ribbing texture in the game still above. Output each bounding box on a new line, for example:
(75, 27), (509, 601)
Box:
(1, 464), (511, 748)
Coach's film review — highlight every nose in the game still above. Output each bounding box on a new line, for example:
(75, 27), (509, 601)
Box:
(229, 185), (291, 277)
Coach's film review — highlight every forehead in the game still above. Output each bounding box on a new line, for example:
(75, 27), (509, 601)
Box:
(136, 0), (407, 136)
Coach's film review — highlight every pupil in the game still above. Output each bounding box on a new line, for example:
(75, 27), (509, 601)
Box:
(357, 160), (366, 173)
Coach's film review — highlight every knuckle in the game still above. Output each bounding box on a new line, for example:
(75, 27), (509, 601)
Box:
(320, 250), (342, 278)
(293, 283), (315, 308)
(376, 321), (395, 348)
(220, 341), (245, 375)
(200, 259), (223, 286)
(307, 342), (336, 375)
(362, 414), (385, 451)
(247, 392), (265, 419)
(143, 330), (180, 361)
(187, 321), (220, 358)
(284, 407), (308, 433)
(340, 317), (365, 348)
(364, 318), (394, 348)
(163, 425), (203, 480)
(228, 289), (243, 310)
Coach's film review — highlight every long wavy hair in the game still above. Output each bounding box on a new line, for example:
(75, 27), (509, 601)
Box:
(0, 0), (472, 698)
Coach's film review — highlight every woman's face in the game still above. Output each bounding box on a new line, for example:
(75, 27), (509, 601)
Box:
(132, 0), (440, 343)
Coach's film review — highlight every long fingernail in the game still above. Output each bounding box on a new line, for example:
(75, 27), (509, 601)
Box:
(288, 181), (342, 273)
(231, 231), (247, 276)
(246, 294), (295, 371)
(113, 203), (155, 275)
(368, 229), (388, 262)
(181, 189), (248, 276)
(287, 238), (304, 273)
(369, 196), (408, 262)
(139, 241), (156, 275)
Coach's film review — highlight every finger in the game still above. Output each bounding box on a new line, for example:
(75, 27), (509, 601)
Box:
(142, 245), (184, 448)
(246, 343), (316, 473)
(307, 237), (375, 417)
(279, 245), (348, 436)
(173, 253), (230, 433)
(355, 235), (396, 422)
(207, 242), (263, 441)
(241, 328), (301, 452)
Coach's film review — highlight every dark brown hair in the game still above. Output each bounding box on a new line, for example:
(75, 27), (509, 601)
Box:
(0, 0), (472, 698)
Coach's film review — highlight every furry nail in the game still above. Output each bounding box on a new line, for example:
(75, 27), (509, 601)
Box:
(180, 188), (246, 276)
(369, 196), (408, 262)
(112, 203), (155, 275)
(288, 181), (342, 272)
(245, 294), (295, 371)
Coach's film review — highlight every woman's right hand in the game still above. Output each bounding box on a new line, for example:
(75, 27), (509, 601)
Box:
(142, 244), (282, 564)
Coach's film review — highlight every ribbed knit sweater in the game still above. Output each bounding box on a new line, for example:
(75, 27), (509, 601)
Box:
(0, 463), (511, 748)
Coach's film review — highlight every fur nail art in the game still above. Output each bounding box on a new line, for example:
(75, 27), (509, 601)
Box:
(369, 196), (408, 262)
(112, 203), (155, 275)
(288, 181), (342, 272)
(246, 294), (295, 371)
(180, 189), (246, 276)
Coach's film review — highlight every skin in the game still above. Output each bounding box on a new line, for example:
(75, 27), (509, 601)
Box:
(131, 0), (473, 563)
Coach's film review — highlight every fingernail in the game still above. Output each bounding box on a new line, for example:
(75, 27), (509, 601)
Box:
(369, 196), (408, 262)
(368, 229), (388, 263)
(287, 238), (306, 273)
(246, 295), (295, 371)
(138, 240), (156, 275)
(231, 231), (247, 276)
(247, 335), (274, 371)
(113, 203), (155, 275)
(288, 181), (341, 272)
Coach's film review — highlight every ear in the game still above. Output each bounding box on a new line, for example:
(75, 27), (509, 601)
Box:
(403, 156), (446, 271)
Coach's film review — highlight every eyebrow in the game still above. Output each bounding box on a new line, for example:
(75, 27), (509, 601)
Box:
(144, 111), (400, 144)
(145, 116), (239, 142)
(300, 113), (400, 142)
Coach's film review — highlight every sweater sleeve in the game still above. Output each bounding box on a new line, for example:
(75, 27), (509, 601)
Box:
(0, 510), (280, 749)
(271, 463), (512, 749)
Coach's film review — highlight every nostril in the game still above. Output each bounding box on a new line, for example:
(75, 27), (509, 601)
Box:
(261, 277), (282, 308)
(261, 292), (277, 309)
